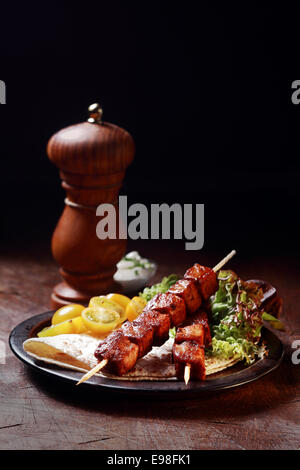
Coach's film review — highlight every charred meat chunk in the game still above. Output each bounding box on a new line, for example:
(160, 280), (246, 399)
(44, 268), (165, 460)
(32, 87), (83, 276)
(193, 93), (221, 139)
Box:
(136, 309), (171, 346)
(184, 264), (218, 301)
(173, 341), (206, 381)
(121, 320), (154, 358)
(147, 293), (186, 326)
(94, 330), (139, 376)
(168, 278), (202, 314)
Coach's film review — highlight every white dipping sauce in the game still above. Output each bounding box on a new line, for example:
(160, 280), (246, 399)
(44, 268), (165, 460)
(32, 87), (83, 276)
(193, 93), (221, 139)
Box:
(113, 251), (156, 291)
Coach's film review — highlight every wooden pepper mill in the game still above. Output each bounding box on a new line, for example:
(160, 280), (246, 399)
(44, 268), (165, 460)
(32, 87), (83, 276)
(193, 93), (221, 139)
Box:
(47, 103), (135, 309)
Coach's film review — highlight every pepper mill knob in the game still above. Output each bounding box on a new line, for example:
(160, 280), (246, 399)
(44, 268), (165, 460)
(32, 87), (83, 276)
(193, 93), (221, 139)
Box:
(87, 103), (103, 124)
(47, 103), (135, 309)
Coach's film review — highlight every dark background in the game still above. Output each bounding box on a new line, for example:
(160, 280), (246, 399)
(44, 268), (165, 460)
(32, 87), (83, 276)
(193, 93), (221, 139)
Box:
(0, 3), (299, 257)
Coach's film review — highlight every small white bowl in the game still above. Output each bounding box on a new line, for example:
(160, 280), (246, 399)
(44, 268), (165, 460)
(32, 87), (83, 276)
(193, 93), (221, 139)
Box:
(113, 260), (157, 295)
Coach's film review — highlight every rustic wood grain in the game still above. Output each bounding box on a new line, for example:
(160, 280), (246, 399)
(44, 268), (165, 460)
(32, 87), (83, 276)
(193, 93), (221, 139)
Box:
(0, 240), (299, 450)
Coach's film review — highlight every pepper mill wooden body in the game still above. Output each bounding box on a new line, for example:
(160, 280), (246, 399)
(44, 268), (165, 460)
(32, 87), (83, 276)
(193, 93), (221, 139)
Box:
(47, 104), (135, 309)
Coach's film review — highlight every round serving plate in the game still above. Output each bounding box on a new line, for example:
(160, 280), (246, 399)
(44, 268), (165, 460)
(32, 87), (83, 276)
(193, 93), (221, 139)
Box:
(9, 310), (284, 399)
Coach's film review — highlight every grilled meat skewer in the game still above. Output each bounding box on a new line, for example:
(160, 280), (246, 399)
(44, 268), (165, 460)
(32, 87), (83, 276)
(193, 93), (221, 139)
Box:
(76, 251), (236, 385)
(173, 310), (211, 382)
(135, 310), (171, 346)
(168, 279), (202, 314)
(93, 268), (214, 376)
(173, 340), (206, 382)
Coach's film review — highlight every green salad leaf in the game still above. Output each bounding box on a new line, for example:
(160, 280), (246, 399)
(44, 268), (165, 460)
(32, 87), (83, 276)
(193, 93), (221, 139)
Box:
(138, 268), (283, 366)
(169, 327), (176, 339)
(261, 312), (285, 331)
(209, 270), (283, 364)
(139, 274), (179, 302)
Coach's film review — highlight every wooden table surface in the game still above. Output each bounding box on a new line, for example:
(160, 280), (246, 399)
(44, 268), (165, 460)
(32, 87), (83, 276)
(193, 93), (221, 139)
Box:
(1, 240), (299, 450)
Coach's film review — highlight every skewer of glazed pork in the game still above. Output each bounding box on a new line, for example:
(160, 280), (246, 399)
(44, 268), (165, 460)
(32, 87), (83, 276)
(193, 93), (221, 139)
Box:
(76, 250), (236, 385)
(171, 252), (237, 385)
(173, 310), (211, 385)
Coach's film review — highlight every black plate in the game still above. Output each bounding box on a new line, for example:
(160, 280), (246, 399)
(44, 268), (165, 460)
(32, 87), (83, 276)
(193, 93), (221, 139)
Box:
(9, 310), (284, 398)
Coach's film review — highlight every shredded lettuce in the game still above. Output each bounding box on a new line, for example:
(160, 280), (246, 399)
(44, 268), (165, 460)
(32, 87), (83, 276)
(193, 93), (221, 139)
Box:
(210, 321), (265, 364)
(139, 274), (179, 302)
(209, 337), (265, 364)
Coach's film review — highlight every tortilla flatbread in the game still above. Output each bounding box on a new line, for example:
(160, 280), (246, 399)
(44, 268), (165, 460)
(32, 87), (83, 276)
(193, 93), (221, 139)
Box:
(23, 334), (239, 381)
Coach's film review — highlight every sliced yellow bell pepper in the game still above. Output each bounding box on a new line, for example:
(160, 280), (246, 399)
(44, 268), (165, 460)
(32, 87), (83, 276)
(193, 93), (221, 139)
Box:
(38, 319), (76, 337)
(70, 316), (88, 334)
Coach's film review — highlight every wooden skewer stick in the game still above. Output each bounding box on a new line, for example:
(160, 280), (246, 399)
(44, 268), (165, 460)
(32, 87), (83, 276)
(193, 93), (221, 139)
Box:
(184, 364), (191, 385)
(77, 250), (237, 386)
(212, 249), (236, 273)
(184, 249), (236, 385)
(76, 358), (108, 385)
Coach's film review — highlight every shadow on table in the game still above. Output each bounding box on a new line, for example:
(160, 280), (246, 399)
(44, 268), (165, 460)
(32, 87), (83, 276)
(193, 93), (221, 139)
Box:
(25, 348), (300, 422)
